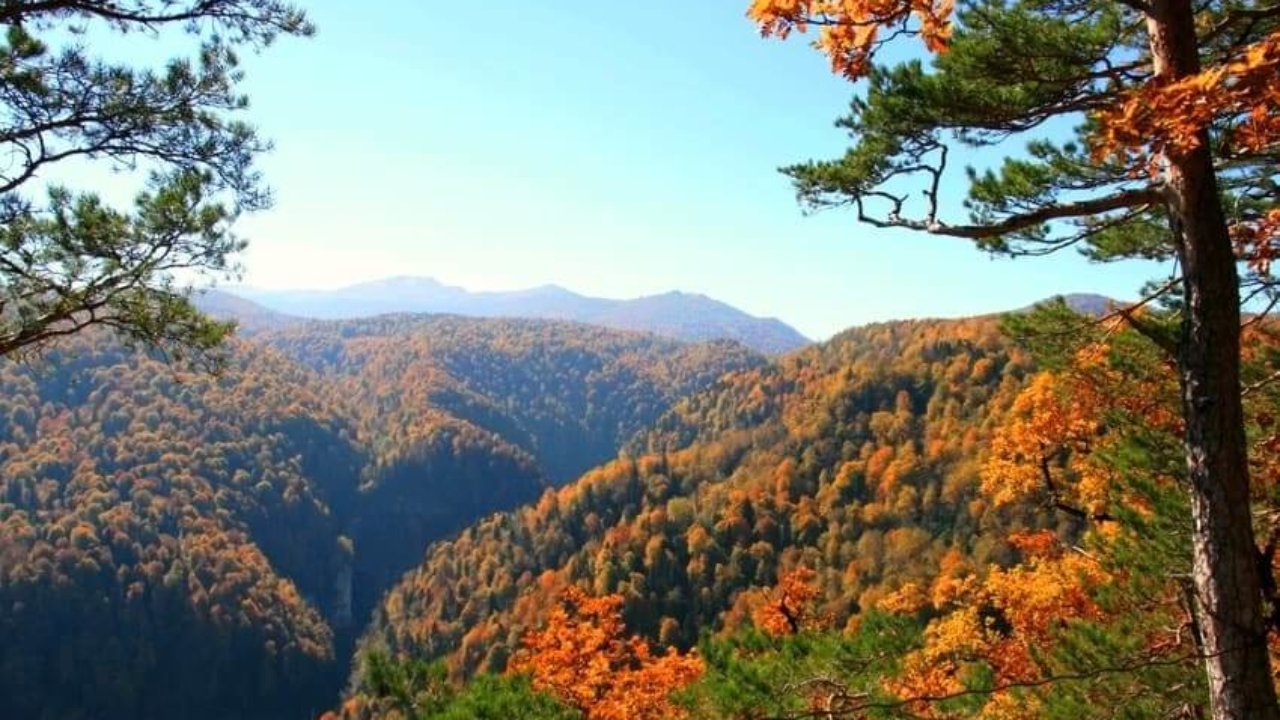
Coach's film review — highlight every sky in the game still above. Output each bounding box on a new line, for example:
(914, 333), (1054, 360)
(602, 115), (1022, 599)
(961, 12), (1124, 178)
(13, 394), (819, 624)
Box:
(81, 1), (1167, 339)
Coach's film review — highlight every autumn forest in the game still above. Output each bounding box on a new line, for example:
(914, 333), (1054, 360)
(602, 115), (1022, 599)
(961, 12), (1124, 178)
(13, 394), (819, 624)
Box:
(2, 0), (1279, 719)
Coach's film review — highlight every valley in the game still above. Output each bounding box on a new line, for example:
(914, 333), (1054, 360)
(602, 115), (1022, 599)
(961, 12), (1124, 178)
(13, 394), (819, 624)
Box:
(0, 313), (761, 718)
(2, 0), (1277, 717)
(5, 297), (1279, 720)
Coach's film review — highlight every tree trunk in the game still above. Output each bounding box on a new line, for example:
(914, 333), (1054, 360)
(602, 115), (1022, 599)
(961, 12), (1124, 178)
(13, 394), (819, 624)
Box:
(1148, 0), (1279, 717)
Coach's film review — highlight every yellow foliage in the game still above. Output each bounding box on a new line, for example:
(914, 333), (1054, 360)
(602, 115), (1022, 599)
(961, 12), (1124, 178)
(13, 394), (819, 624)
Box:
(878, 581), (930, 614)
(982, 372), (1110, 512)
(886, 534), (1111, 713)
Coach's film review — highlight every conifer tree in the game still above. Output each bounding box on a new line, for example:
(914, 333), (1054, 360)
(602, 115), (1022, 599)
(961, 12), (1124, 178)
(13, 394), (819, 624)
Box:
(0, 2), (312, 361)
(748, 1), (1280, 715)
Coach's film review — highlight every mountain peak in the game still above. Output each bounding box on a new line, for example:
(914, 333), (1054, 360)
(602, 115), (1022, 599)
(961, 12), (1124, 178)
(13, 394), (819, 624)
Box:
(1027, 292), (1123, 316)
(227, 278), (810, 354)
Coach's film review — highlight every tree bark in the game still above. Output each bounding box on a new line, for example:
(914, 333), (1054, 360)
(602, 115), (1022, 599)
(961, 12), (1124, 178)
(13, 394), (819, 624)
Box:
(1148, 0), (1279, 717)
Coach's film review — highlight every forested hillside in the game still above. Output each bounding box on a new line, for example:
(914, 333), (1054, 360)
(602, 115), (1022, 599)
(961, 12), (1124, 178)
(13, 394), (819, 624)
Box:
(0, 317), (759, 720)
(337, 307), (1280, 720)
(258, 315), (765, 616)
(0, 335), (356, 718)
(259, 315), (765, 484)
(9, 303), (1276, 720)
(3, 0), (1275, 716)
(356, 316), (1053, 677)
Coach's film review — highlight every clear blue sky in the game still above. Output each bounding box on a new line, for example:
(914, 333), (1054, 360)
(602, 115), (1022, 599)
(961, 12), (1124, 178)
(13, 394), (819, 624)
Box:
(194, 0), (1158, 338)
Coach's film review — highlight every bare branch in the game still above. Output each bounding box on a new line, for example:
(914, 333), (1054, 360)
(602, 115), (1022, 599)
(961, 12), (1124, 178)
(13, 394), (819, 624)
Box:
(855, 188), (1162, 241)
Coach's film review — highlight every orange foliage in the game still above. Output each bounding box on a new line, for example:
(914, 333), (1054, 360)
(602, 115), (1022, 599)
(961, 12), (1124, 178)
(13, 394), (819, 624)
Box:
(363, 317), (1037, 678)
(887, 548), (1110, 716)
(878, 581), (930, 614)
(982, 370), (1112, 515)
(1007, 530), (1064, 561)
(1233, 209), (1280, 278)
(982, 341), (1178, 519)
(877, 321), (1280, 716)
(755, 567), (825, 636)
(747, 0), (954, 79)
(1096, 31), (1280, 167)
(509, 586), (703, 720)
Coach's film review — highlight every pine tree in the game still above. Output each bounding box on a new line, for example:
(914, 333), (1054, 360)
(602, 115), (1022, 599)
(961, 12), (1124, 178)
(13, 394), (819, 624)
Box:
(0, 2), (312, 362)
(748, 1), (1280, 715)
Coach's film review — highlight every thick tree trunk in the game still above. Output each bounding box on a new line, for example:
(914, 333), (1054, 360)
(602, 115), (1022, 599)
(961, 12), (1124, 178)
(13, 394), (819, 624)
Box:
(1147, 1), (1279, 717)
(1177, 155), (1279, 720)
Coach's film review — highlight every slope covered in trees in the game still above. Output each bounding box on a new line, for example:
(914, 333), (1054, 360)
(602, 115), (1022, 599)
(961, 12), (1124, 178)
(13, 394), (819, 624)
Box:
(671, 310), (1280, 719)
(0, 315), (759, 719)
(356, 315), (1056, 678)
(344, 305), (1280, 720)
(257, 315), (766, 616)
(0, 334), (357, 718)
(259, 314), (766, 484)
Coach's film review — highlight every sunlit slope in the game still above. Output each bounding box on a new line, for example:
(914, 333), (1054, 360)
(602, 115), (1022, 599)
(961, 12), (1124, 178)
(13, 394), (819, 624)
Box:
(359, 317), (1046, 675)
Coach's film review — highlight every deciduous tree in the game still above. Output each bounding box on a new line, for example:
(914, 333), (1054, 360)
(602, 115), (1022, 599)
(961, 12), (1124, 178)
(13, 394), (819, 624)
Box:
(755, 567), (824, 636)
(509, 586), (703, 720)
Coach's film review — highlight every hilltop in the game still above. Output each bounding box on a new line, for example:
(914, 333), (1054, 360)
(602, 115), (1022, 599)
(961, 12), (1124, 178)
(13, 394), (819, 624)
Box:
(228, 277), (811, 355)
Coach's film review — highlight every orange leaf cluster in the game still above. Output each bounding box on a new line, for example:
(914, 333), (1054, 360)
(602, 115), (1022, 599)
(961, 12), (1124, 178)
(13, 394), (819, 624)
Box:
(509, 586), (704, 720)
(878, 580), (932, 614)
(1007, 529), (1064, 560)
(747, 0), (954, 79)
(886, 550), (1110, 716)
(982, 371), (1113, 515)
(878, 550), (978, 619)
(1096, 31), (1280, 168)
(982, 340), (1181, 521)
(1233, 209), (1280, 277)
(754, 567), (825, 636)
(319, 696), (373, 720)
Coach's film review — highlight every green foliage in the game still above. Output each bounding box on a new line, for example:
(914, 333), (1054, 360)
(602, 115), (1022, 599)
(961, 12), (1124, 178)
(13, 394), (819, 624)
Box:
(778, 0), (1195, 260)
(340, 653), (576, 720)
(0, 2), (312, 361)
(429, 674), (577, 720)
(684, 612), (920, 719)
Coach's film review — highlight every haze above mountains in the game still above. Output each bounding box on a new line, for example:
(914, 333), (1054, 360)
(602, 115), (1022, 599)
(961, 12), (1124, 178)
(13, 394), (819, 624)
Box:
(211, 277), (1120, 355)
(219, 277), (812, 354)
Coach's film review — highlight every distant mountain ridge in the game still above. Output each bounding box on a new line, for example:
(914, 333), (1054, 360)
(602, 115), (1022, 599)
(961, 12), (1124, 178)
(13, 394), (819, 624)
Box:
(224, 277), (811, 354)
(194, 289), (302, 331)
(1020, 292), (1122, 316)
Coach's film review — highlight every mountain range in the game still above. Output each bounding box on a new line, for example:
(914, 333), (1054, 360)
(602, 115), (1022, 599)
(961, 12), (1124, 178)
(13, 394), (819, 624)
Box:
(220, 277), (811, 354)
